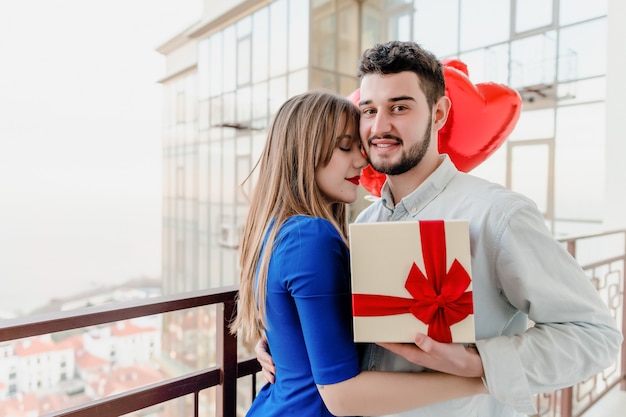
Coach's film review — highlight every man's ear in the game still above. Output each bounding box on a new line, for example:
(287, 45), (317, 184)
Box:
(433, 95), (451, 131)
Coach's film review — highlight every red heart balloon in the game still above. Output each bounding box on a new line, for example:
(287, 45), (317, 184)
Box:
(439, 58), (522, 173)
(350, 59), (522, 197)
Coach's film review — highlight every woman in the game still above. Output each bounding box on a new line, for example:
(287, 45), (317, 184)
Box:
(231, 90), (486, 416)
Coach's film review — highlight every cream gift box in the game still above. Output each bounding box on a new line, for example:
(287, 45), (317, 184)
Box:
(349, 220), (475, 343)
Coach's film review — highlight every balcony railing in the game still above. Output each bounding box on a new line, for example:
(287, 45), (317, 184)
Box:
(534, 228), (626, 417)
(0, 286), (261, 417)
(1, 229), (624, 417)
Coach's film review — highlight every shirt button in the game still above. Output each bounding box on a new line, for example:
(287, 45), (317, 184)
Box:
(410, 207), (417, 214)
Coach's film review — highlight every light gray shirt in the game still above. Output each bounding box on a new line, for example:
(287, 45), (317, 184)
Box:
(355, 155), (622, 416)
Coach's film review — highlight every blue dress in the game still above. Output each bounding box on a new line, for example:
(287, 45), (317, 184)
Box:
(246, 216), (361, 416)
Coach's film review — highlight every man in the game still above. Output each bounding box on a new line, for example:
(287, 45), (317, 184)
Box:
(257, 41), (622, 416)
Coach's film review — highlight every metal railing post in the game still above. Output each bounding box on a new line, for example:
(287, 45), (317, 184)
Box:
(560, 386), (573, 417)
(217, 298), (238, 417)
(622, 232), (626, 392)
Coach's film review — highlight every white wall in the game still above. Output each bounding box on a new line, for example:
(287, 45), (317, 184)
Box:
(202, 0), (249, 22)
(604, 0), (626, 228)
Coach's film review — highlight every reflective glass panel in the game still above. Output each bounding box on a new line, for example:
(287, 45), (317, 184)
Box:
(414, 0), (459, 57)
(388, 11), (411, 41)
(339, 75), (359, 98)
(223, 138), (235, 203)
(288, 69), (309, 97)
(510, 143), (550, 214)
(515, 0), (553, 33)
(237, 86), (251, 124)
(289, 0), (309, 71)
(223, 92), (236, 125)
(209, 33), (223, 96)
(460, 0), (510, 51)
(312, 0), (336, 71)
(338, 0), (359, 75)
(560, 0), (607, 25)
(269, 0), (288, 77)
(209, 97), (222, 129)
(510, 108), (555, 141)
(554, 103), (605, 220)
(198, 100), (209, 131)
(557, 77), (606, 106)
(237, 36), (251, 86)
(197, 39), (210, 100)
(222, 26), (237, 93)
(252, 7), (269, 83)
(361, 2), (383, 50)
(559, 19), (607, 81)
(252, 81), (269, 121)
(510, 32), (557, 89)
(269, 76), (287, 116)
(458, 43), (509, 84)
(311, 69), (337, 91)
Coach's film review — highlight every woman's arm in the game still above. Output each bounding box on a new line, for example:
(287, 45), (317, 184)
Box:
(256, 334), (486, 416)
(276, 219), (487, 415)
(318, 370), (487, 416)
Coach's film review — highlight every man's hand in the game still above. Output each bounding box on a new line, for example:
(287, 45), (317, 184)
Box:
(255, 338), (276, 383)
(378, 333), (485, 378)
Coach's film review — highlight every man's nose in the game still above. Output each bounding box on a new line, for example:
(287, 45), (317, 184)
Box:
(370, 112), (391, 137)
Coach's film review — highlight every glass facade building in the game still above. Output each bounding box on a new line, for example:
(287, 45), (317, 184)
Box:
(160, 0), (621, 296)
(156, 0), (625, 413)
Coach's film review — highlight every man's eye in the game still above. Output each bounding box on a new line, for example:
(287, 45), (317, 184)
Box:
(361, 108), (375, 115)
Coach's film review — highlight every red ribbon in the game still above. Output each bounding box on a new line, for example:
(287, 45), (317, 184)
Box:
(352, 220), (473, 342)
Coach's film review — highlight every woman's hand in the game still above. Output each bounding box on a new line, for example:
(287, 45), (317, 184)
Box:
(255, 338), (276, 383)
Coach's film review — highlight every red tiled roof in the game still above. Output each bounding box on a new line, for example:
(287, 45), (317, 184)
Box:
(13, 337), (71, 357)
(75, 349), (108, 369)
(91, 365), (164, 398)
(0, 392), (38, 416)
(110, 320), (157, 337)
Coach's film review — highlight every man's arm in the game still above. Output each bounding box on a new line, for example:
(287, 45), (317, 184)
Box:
(377, 199), (621, 414)
(378, 333), (484, 377)
(482, 203), (622, 396)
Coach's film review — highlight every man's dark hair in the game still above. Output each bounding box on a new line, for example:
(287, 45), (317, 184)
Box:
(357, 41), (445, 107)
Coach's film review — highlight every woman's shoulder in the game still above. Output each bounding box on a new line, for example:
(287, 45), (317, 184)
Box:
(282, 215), (339, 234)
(279, 216), (343, 245)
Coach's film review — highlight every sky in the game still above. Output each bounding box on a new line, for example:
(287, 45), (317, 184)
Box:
(0, 0), (202, 315)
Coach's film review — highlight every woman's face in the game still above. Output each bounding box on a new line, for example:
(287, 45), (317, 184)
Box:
(315, 117), (367, 204)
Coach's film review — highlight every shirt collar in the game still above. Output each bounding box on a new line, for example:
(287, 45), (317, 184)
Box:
(379, 154), (458, 217)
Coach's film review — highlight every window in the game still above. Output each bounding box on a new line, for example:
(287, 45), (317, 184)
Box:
(514, 0), (553, 33)
(460, 0), (510, 50)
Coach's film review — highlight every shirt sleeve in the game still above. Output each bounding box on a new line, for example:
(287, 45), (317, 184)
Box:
(477, 199), (622, 412)
(277, 217), (361, 385)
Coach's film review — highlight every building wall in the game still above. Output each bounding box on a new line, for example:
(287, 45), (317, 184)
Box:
(157, 1), (620, 412)
(406, 0), (611, 235)
(158, 3), (363, 413)
(160, 0), (365, 297)
(159, 0), (618, 290)
(202, 0), (253, 23)
(605, 0), (626, 229)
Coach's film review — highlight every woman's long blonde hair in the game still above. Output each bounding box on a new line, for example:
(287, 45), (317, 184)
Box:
(230, 90), (360, 343)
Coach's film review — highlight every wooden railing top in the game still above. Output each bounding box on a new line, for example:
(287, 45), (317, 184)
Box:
(0, 286), (238, 343)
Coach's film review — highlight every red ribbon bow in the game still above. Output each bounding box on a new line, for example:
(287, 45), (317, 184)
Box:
(352, 221), (473, 342)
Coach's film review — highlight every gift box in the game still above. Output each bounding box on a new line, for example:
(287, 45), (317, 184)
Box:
(349, 220), (475, 343)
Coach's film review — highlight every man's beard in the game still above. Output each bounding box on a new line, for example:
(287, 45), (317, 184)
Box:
(368, 122), (432, 176)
